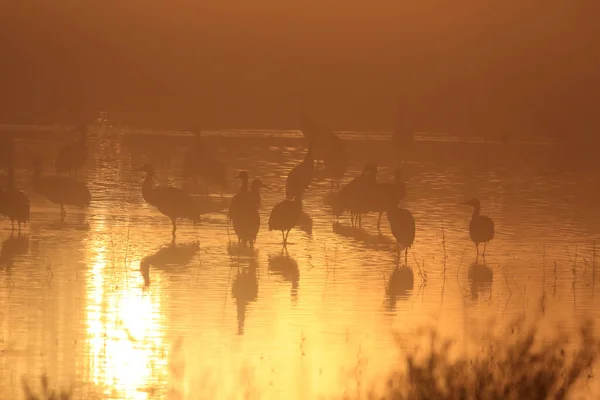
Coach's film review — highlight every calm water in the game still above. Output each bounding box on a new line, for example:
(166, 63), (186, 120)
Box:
(1, 126), (600, 399)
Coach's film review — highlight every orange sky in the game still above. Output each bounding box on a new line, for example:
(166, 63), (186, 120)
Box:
(1, 1), (599, 132)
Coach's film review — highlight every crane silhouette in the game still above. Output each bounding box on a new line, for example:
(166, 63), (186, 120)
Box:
(0, 168), (30, 232)
(137, 164), (199, 237)
(332, 163), (378, 227)
(286, 146), (314, 200)
(463, 198), (494, 257)
(387, 206), (415, 266)
(269, 197), (302, 246)
(32, 159), (91, 221)
(371, 167), (406, 232)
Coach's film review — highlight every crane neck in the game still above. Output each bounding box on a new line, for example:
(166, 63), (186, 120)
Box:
(240, 178), (248, 193)
(471, 206), (481, 219)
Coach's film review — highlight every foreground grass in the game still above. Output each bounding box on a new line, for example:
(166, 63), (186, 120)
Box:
(359, 318), (599, 400)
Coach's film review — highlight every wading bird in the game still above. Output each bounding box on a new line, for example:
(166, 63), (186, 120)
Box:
(463, 198), (494, 257)
(0, 168), (30, 232)
(228, 171), (251, 223)
(371, 167), (406, 232)
(387, 206), (415, 266)
(332, 163), (378, 227)
(137, 164), (199, 237)
(269, 197), (302, 246)
(56, 125), (89, 175)
(286, 146), (314, 200)
(31, 159), (91, 221)
(230, 177), (269, 246)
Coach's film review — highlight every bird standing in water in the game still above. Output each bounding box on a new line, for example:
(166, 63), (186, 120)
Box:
(230, 178), (269, 246)
(387, 205), (415, 266)
(0, 168), (30, 232)
(332, 163), (378, 227)
(137, 164), (199, 237)
(228, 171), (251, 223)
(269, 197), (302, 246)
(463, 198), (494, 257)
(31, 159), (91, 221)
(56, 125), (89, 175)
(286, 146), (314, 200)
(371, 167), (406, 232)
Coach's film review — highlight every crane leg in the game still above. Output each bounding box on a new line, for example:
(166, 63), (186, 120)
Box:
(60, 205), (66, 222)
(483, 242), (487, 257)
(405, 248), (408, 267)
(358, 214), (362, 228)
(11, 220), (14, 231)
(281, 231), (285, 244)
(476, 243), (480, 256)
(171, 218), (177, 237)
(377, 212), (383, 233)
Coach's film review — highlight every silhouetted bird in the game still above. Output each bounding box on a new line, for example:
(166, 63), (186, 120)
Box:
(137, 164), (199, 237)
(387, 206), (415, 266)
(332, 163), (378, 227)
(56, 125), (89, 175)
(32, 159), (91, 221)
(0, 168), (30, 232)
(232, 201), (260, 247)
(463, 198), (494, 257)
(182, 130), (227, 195)
(286, 146), (314, 200)
(269, 197), (302, 245)
(371, 167), (406, 232)
(324, 141), (347, 189)
(228, 171), (251, 223)
(0, 136), (15, 173)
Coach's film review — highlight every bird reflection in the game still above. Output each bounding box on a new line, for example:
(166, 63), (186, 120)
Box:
(227, 240), (259, 259)
(386, 264), (414, 308)
(332, 221), (395, 247)
(468, 262), (493, 300)
(139, 239), (200, 286)
(0, 233), (29, 270)
(268, 250), (299, 301)
(231, 259), (258, 335)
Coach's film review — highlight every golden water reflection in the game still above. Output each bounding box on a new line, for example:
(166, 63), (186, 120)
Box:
(85, 233), (168, 398)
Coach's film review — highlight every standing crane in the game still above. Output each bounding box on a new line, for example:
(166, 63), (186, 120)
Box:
(137, 164), (199, 237)
(269, 197), (302, 246)
(0, 168), (30, 232)
(463, 198), (494, 257)
(387, 206), (415, 266)
(285, 146), (314, 200)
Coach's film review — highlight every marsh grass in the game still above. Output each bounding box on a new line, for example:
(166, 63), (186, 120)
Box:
(357, 317), (600, 400)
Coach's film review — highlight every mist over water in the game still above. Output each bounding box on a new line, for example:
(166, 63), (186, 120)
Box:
(1, 126), (600, 398)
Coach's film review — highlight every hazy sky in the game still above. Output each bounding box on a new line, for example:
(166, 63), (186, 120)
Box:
(1, 1), (598, 133)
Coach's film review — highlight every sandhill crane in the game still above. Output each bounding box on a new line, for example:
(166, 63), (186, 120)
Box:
(0, 168), (30, 232)
(463, 198), (494, 257)
(269, 197), (302, 246)
(332, 163), (378, 227)
(286, 146), (314, 200)
(387, 206), (415, 266)
(371, 167), (406, 232)
(137, 164), (199, 237)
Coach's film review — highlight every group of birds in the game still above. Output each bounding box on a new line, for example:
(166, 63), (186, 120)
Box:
(0, 126), (92, 231)
(0, 116), (496, 266)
